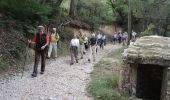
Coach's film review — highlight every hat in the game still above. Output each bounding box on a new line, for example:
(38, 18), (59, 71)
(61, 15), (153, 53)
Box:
(38, 25), (44, 30)
(53, 28), (56, 31)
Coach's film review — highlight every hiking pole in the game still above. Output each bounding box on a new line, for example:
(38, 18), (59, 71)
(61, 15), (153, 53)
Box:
(21, 41), (29, 79)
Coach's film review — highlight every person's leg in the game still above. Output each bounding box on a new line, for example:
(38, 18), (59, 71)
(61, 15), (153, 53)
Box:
(75, 47), (78, 63)
(92, 46), (96, 61)
(32, 51), (40, 77)
(47, 43), (53, 58)
(53, 42), (57, 58)
(88, 46), (92, 62)
(70, 47), (74, 65)
(80, 45), (83, 59)
(83, 43), (86, 54)
(41, 50), (46, 74)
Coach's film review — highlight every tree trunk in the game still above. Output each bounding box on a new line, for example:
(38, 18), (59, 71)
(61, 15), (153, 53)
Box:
(56, 0), (63, 7)
(69, 0), (77, 18)
(163, 13), (170, 36)
(127, 0), (132, 46)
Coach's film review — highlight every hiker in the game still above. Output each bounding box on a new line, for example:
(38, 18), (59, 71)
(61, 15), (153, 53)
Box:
(47, 28), (60, 59)
(102, 33), (106, 46)
(78, 30), (84, 59)
(88, 33), (97, 62)
(124, 31), (128, 42)
(118, 31), (122, 44)
(28, 25), (49, 77)
(84, 34), (88, 54)
(122, 32), (127, 46)
(131, 30), (137, 42)
(70, 33), (79, 65)
(94, 32), (98, 53)
(112, 32), (117, 44)
(97, 32), (102, 48)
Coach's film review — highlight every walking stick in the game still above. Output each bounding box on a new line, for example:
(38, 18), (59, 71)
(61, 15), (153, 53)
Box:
(21, 41), (29, 79)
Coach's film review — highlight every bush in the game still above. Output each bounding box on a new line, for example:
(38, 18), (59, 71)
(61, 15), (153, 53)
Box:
(105, 76), (119, 89)
(88, 75), (126, 100)
(139, 23), (155, 37)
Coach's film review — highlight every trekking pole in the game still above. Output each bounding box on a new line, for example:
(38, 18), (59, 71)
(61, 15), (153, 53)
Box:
(21, 41), (29, 79)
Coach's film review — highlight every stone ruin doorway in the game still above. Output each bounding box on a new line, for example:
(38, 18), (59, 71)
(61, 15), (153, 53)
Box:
(136, 64), (164, 100)
(122, 36), (170, 100)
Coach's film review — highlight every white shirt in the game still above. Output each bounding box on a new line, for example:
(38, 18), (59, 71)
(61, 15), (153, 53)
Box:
(132, 32), (137, 37)
(97, 34), (102, 39)
(84, 37), (88, 43)
(70, 38), (79, 47)
(102, 35), (106, 40)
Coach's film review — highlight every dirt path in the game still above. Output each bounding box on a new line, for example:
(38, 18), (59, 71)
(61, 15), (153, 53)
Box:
(0, 44), (122, 100)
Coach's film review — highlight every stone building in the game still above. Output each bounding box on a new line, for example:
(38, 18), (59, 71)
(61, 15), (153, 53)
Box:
(122, 36), (170, 100)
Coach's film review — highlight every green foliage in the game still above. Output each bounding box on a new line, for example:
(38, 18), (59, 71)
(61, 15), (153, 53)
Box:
(0, 56), (9, 71)
(105, 76), (119, 88)
(139, 23), (155, 37)
(107, 0), (129, 25)
(60, 27), (73, 41)
(57, 41), (69, 56)
(0, 0), (52, 25)
(88, 75), (128, 100)
(77, 0), (115, 30)
(132, 0), (170, 35)
(0, 62), (9, 71)
(87, 47), (129, 100)
(88, 77), (121, 100)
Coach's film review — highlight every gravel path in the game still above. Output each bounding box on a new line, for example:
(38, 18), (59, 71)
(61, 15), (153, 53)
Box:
(0, 44), (121, 100)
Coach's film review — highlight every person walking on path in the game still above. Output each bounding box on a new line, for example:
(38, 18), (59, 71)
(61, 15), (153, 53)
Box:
(131, 30), (137, 42)
(47, 28), (60, 59)
(28, 25), (49, 77)
(78, 30), (84, 59)
(88, 33), (97, 63)
(83, 34), (88, 54)
(70, 33), (80, 65)
(112, 32), (117, 44)
(122, 32), (127, 46)
(118, 31), (122, 44)
(97, 32), (102, 48)
(102, 33), (106, 47)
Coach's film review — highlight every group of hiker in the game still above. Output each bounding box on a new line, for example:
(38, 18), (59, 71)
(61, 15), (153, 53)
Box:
(112, 30), (137, 45)
(28, 25), (106, 77)
(70, 30), (106, 65)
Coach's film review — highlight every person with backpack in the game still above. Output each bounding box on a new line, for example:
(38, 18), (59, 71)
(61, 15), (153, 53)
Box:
(88, 33), (97, 62)
(70, 33), (80, 65)
(83, 34), (88, 54)
(118, 31), (122, 44)
(78, 30), (84, 59)
(28, 25), (49, 77)
(47, 28), (60, 59)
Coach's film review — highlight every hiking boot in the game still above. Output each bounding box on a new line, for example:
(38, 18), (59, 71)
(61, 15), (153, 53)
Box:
(76, 60), (78, 63)
(70, 63), (74, 65)
(88, 59), (90, 63)
(40, 71), (44, 74)
(31, 73), (37, 77)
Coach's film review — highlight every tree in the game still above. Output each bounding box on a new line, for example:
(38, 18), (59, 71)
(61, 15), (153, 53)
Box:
(132, 0), (170, 35)
(69, 0), (77, 18)
(107, 0), (129, 25)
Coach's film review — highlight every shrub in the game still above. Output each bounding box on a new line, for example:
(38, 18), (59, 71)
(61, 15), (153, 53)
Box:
(88, 75), (124, 100)
(139, 23), (155, 37)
